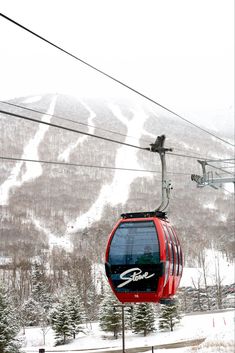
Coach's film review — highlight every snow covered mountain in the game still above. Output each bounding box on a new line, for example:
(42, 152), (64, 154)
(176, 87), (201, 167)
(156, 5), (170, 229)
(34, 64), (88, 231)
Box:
(0, 93), (234, 267)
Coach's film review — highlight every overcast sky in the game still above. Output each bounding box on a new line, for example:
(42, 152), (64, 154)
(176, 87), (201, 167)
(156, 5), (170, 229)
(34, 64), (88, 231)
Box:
(0, 0), (234, 134)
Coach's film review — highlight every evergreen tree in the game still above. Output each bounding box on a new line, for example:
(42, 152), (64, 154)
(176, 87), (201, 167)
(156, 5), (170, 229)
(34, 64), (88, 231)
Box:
(99, 292), (122, 339)
(31, 261), (51, 311)
(21, 297), (43, 326)
(125, 306), (134, 330)
(67, 288), (86, 339)
(24, 261), (53, 328)
(51, 300), (72, 345)
(132, 303), (155, 336)
(158, 302), (182, 332)
(86, 285), (104, 324)
(0, 285), (20, 353)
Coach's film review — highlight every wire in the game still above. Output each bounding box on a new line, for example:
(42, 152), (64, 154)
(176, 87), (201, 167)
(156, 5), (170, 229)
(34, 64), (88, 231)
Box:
(0, 108), (146, 151)
(0, 156), (193, 176)
(0, 100), (151, 145)
(218, 166), (235, 169)
(0, 12), (234, 148)
(1, 100), (223, 162)
(206, 163), (235, 176)
(1, 108), (232, 163)
(221, 186), (234, 194)
(205, 158), (235, 163)
(168, 151), (206, 160)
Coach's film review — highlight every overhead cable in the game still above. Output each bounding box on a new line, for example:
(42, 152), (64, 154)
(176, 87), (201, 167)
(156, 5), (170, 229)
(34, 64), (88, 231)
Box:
(0, 12), (234, 148)
(0, 108), (230, 162)
(0, 100), (148, 144)
(206, 162), (235, 176)
(0, 156), (192, 176)
(0, 109), (146, 151)
(221, 187), (234, 194)
(205, 158), (235, 163)
(1, 100), (219, 161)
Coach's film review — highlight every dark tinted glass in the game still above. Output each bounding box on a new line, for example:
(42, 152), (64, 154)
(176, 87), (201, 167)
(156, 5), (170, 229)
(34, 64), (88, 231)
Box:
(163, 225), (174, 275)
(170, 227), (183, 276)
(108, 221), (160, 265)
(178, 247), (183, 275)
(168, 226), (177, 244)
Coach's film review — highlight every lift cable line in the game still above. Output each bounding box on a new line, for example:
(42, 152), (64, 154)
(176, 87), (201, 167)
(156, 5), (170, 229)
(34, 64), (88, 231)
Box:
(191, 159), (235, 189)
(0, 100), (217, 161)
(203, 158), (235, 163)
(0, 109), (146, 151)
(1, 108), (229, 163)
(215, 165), (235, 170)
(221, 186), (234, 194)
(0, 100), (151, 146)
(206, 162), (235, 176)
(0, 156), (193, 177)
(0, 12), (234, 148)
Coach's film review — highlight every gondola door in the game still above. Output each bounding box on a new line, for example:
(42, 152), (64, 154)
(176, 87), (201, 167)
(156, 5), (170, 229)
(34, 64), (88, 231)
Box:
(105, 217), (166, 303)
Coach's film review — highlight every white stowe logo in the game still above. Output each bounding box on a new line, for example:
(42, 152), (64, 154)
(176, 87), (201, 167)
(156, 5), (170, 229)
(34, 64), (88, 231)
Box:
(117, 267), (155, 288)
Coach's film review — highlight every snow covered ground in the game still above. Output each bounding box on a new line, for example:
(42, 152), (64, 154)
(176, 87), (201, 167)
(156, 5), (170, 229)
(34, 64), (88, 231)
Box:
(180, 249), (235, 287)
(19, 309), (234, 353)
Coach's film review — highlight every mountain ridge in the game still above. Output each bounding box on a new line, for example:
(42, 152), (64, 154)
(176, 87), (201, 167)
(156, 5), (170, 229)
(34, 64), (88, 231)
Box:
(0, 94), (234, 266)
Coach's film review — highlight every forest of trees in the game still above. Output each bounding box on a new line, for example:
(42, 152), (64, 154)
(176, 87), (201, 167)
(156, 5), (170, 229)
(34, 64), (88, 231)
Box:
(0, 245), (234, 350)
(0, 95), (234, 351)
(0, 266), (184, 351)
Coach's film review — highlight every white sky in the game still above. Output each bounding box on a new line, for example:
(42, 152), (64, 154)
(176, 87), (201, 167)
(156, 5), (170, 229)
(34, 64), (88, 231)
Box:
(0, 0), (234, 132)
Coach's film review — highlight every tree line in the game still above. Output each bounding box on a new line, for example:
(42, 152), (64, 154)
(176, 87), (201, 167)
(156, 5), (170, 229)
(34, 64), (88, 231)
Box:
(0, 241), (234, 351)
(0, 273), (182, 351)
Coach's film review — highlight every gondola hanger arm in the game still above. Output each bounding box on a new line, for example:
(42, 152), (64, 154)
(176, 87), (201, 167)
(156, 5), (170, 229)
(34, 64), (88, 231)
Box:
(146, 135), (173, 212)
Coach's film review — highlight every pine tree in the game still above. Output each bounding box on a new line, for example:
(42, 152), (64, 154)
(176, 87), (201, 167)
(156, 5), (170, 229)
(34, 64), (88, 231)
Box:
(25, 261), (53, 329)
(21, 297), (43, 326)
(158, 302), (182, 332)
(85, 284), (103, 324)
(31, 262), (51, 311)
(99, 292), (122, 339)
(51, 300), (72, 345)
(67, 288), (86, 339)
(132, 303), (155, 336)
(0, 285), (20, 353)
(125, 306), (134, 330)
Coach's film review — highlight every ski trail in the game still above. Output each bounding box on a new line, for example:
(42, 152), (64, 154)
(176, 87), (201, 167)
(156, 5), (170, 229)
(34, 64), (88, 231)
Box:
(32, 217), (73, 252)
(0, 95), (57, 205)
(67, 104), (149, 233)
(58, 100), (96, 162)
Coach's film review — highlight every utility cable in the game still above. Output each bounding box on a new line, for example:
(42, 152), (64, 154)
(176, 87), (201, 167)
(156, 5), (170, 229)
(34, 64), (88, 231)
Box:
(1, 100), (221, 161)
(206, 163), (235, 176)
(0, 156), (193, 176)
(217, 166), (235, 169)
(0, 108), (146, 151)
(0, 12), (234, 148)
(221, 187), (234, 194)
(0, 100), (150, 145)
(205, 158), (235, 163)
(167, 151), (208, 160)
(1, 108), (231, 162)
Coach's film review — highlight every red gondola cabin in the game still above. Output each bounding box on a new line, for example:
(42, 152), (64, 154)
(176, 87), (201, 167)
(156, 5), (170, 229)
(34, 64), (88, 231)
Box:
(105, 211), (183, 303)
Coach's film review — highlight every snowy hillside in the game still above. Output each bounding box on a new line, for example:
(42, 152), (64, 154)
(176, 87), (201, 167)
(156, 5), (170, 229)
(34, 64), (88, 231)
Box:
(1, 93), (234, 264)
(20, 309), (234, 353)
(0, 94), (234, 353)
(180, 249), (235, 287)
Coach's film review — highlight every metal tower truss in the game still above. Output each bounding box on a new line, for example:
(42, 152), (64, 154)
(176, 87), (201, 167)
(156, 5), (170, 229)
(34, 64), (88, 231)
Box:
(191, 159), (235, 189)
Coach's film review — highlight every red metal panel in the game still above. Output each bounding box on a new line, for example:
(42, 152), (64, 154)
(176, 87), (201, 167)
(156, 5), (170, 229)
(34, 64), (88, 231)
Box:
(105, 216), (183, 303)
